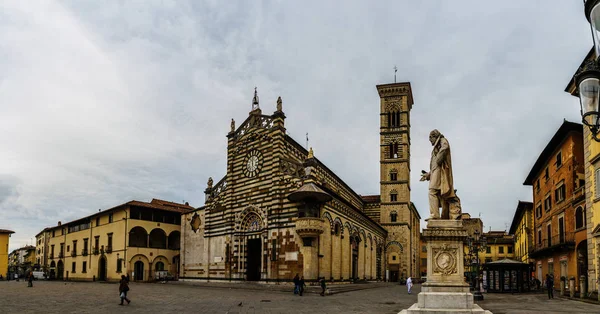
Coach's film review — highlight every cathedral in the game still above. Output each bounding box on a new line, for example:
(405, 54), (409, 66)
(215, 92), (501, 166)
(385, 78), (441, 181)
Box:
(180, 82), (421, 282)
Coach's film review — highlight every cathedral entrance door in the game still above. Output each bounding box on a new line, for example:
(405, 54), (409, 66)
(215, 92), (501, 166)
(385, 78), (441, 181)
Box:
(246, 238), (262, 281)
(351, 237), (359, 280)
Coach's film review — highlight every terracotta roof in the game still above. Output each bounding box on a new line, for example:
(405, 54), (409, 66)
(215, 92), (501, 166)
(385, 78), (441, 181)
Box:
(0, 229), (15, 234)
(150, 198), (194, 210)
(128, 200), (193, 214)
(361, 195), (381, 203)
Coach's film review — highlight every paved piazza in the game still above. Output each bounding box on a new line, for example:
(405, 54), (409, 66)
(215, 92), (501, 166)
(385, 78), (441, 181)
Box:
(1, 281), (599, 314)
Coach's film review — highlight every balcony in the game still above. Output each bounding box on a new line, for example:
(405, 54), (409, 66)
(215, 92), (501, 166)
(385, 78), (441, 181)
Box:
(106, 246), (112, 254)
(49, 254), (54, 259)
(71, 251), (76, 257)
(530, 232), (575, 258)
(81, 249), (88, 256)
(295, 217), (325, 238)
(58, 252), (64, 259)
(93, 247), (99, 255)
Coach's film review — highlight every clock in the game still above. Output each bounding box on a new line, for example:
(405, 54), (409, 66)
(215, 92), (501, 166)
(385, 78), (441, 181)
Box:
(243, 149), (263, 178)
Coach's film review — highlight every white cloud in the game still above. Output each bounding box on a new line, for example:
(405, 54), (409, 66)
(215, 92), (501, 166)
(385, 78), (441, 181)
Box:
(0, 0), (591, 250)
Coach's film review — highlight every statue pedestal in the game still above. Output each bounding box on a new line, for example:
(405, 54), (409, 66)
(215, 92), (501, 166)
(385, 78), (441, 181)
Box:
(399, 220), (492, 314)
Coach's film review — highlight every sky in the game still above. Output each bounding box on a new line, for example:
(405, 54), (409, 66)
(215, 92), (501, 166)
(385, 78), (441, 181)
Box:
(0, 1), (592, 252)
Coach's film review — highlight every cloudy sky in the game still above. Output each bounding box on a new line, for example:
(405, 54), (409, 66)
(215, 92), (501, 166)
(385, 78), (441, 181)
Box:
(0, 1), (591, 251)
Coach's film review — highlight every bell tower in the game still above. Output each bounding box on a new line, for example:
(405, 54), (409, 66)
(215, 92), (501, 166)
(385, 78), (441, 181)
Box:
(376, 82), (416, 279)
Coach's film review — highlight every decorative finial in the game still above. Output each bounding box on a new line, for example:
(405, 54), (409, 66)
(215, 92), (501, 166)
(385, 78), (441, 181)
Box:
(308, 147), (314, 159)
(394, 66), (397, 83)
(230, 118), (235, 132)
(207, 177), (213, 189)
(276, 96), (282, 112)
(252, 87), (259, 111)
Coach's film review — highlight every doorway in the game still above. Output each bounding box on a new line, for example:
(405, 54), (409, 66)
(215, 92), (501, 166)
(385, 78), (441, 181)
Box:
(57, 261), (64, 280)
(246, 238), (262, 281)
(98, 257), (107, 281)
(134, 261), (144, 281)
(351, 237), (359, 280)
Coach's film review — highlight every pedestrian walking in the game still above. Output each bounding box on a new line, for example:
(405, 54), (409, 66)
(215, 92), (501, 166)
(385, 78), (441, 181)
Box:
(293, 273), (300, 295)
(406, 276), (413, 294)
(545, 274), (554, 299)
(119, 275), (131, 305)
(299, 276), (306, 296)
(27, 270), (33, 287)
(319, 277), (327, 296)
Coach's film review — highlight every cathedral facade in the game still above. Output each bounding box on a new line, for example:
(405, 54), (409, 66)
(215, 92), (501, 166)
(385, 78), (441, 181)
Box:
(180, 82), (421, 282)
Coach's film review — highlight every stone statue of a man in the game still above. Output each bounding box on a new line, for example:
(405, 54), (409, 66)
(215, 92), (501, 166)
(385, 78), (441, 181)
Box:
(420, 129), (455, 220)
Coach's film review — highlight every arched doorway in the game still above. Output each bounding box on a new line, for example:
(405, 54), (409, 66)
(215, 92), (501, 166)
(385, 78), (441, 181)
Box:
(50, 261), (56, 280)
(351, 235), (360, 280)
(134, 261), (144, 281)
(238, 209), (265, 281)
(98, 256), (107, 281)
(155, 261), (164, 271)
(57, 261), (64, 280)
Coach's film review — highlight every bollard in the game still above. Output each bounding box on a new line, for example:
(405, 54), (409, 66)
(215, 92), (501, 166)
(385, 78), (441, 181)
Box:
(580, 275), (587, 299)
(569, 277), (575, 298)
(560, 277), (566, 296)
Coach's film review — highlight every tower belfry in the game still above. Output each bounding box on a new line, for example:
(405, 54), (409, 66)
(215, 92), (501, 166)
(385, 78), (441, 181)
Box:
(376, 82), (418, 279)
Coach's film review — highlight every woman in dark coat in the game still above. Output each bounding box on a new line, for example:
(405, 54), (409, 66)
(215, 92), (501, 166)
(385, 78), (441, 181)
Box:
(119, 275), (131, 305)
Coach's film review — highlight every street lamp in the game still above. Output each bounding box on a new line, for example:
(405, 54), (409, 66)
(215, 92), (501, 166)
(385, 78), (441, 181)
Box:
(467, 230), (487, 301)
(576, 0), (600, 141)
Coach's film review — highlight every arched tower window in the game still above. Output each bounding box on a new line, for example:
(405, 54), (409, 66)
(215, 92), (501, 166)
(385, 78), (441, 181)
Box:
(575, 206), (585, 229)
(390, 211), (398, 222)
(389, 142), (399, 159)
(388, 111), (401, 128)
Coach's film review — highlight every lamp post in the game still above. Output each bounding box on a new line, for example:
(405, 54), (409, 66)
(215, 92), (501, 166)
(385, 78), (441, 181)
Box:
(576, 0), (600, 141)
(467, 230), (487, 301)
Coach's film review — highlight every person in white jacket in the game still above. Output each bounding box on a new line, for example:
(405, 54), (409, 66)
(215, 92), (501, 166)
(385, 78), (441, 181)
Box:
(406, 277), (413, 294)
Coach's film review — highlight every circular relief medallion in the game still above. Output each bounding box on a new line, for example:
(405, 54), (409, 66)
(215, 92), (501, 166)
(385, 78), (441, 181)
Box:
(243, 149), (263, 178)
(434, 250), (457, 275)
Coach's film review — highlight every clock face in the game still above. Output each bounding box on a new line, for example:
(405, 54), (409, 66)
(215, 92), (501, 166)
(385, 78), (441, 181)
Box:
(243, 150), (263, 178)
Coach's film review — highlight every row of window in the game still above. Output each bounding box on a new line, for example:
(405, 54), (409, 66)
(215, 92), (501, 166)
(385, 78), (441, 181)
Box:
(535, 152), (563, 192)
(50, 234), (113, 257)
(70, 259), (124, 274)
(51, 214), (114, 238)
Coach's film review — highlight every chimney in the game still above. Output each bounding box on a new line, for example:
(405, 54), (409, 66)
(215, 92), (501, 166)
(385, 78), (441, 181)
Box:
(57, 221), (61, 226)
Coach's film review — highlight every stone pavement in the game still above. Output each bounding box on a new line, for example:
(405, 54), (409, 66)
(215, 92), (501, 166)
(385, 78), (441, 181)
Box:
(0, 280), (599, 314)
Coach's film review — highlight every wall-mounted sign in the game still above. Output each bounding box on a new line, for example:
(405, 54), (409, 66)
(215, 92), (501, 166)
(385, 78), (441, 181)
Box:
(285, 252), (298, 261)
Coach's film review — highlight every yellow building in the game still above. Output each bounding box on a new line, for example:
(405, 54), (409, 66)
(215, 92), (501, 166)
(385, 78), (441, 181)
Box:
(462, 231), (515, 267)
(36, 199), (193, 282)
(509, 201), (534, 264)
(0, 229), (15, 278)
(566, 47), (599, 294)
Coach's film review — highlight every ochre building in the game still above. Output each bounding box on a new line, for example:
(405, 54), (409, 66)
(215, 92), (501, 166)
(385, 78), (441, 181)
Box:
(509, 201), (534, 264)
(181, 83), (421, 283)
(36, 199), (192, 282)
(0, 229), (14, 278)
(523, 120), (587, 291)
